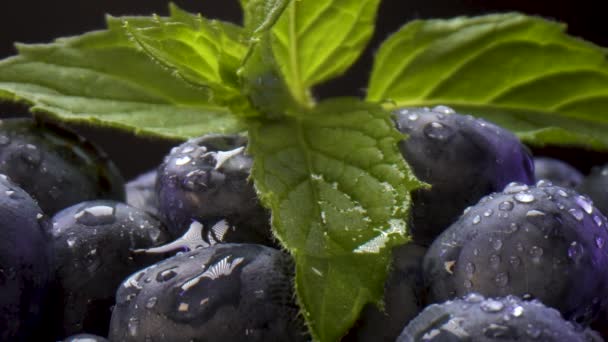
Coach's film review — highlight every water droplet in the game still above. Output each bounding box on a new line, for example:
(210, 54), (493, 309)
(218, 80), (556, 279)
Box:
(484, 209), (494, 217)
(596, 236), (605, 249)
(175, 156), (192, 166)
(576, 195), (594, 214)
(492, 239), (503, 251)
(594, 215), (603, 227)
(66, 237), (77, 247)
(464, 293), (484, 303)
(181, 145), (195, 154)
(529, 246), (543, 263)
(568, 241), (584, 263)
(505, 222), (519, 234)
(557, 189), (569, 198)
(535, 180), (552, 187)
(514, 193), (535, 203)
(432, 105), (455, 114)
(472, 215), (481, 225)
(509, 256), (521, 268)
(526, 209), (545, 217)
(568, 208), (584, 221)
(128, 317), (139, 336)
(74, 205), (116, 226)
(498, 201), (514, 211)
(495, 272), (509, 287)
(465, 262), (476, 275)
(511, 305), (524, 317)
(407, 113), (419, 121)
(157, 268), (178, 282)
(483, 323), (513, 338)
(473, 248), (480, 256)
(489, 254), (501, 268)
(423, 121), (454, 140)
(504, 182), (529, 194)
(481, 299), (504, 312)
(146, 297), (157, 309)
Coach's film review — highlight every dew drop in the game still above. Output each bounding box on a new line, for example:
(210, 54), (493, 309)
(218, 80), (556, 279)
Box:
(568, 241), (584, 263)
(526, 209), (545, 217)
(568, 208), (584, 221)
(594, 215), (603, 227)
(484, 209), (494, 217)
(481, 299), (504, 313)
(504, 182), (529, 194)
(473, 248), (480, 256)
(180, 145), (195, 154)
(74, 205), (116, 226)
(483, 324), (513, 338)
(66, 237), (77, 247)
(511, 305), (524, 317)
(498, 201), (514, 211)
(535, 180), (552, 187)
(146, 297), (157, 309)
(495, 272), (509, 287)
(464, 293), (484, 303)
(557, 189), (569, 198)
(492, 239), (503, 251)
(529, 246), (543, 263)
(423, 122), (454, 140)
(432, 105), (455, 114)
(128, 317), (139, 337)
(596, 236), (605, 249)
(407, 113), (419, 121)
(505, 222), (519, 234)
(514, 193), (535, 203)
(576, 195), (594, 214)
(174, 156), (192, 166)
(157, 268), (178, 282)
(472, 215), (481, 225)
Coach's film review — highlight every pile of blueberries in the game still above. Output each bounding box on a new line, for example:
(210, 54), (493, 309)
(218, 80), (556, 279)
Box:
(1, 106), (608, 341)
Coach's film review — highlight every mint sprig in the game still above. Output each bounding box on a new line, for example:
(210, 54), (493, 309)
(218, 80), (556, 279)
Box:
(1, 2), (608, 341)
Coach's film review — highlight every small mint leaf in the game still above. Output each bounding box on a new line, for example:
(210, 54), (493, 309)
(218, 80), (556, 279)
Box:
(248, 97), (424, 341)
(367, 13), (608, 150)
(270, 0), (381, 104)
(123, 4), (249, 107)
(0, 16), (242, 139)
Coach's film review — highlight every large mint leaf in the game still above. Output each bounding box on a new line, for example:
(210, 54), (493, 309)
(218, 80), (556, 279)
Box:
(249, 98), (424, 341)
(124, 4), (249, 105)
(367, 13), (608, 150)
(269, 0), (381, 106)
(0, 17), (242, 139)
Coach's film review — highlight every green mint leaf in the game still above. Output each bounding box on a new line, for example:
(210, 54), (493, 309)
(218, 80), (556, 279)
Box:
(240, 0), (290, 34)
(123, 4), (249, 107)
(270, 0), (381, 105)
(367, 13), (608, 150)
(248, 97), (424, 341)
(0, 16), (242, 139)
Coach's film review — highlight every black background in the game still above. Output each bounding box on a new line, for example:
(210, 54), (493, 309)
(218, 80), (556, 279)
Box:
(1, 0), (607, 179)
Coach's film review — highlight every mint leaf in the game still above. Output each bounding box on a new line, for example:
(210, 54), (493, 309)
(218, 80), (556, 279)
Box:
(124, 4), (249, 105)
(240, 0), (290, 34)
(269, 0), (381, 106)
(0, 17), (242, 139)
(249, 98), (424, 341)
(367, 13), (608, 150)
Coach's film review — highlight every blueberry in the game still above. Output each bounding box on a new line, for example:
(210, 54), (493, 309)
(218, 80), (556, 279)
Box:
(109, 244), (307, 341)
(393, 106), (534, 245)
(397, 294), (602, 341)
(0, 174), (52, 341)
(344, 243), (427, 342)
(577, 164), (608, 215)
(50, 200), (170, 337)
(156, 134), (271, 245)
(62, 333), (108, 342)
(424, 181), (608, 325)
(0, 118), (124, 214)
(126, 169), (159, 217)
(534, 157), (583, 188)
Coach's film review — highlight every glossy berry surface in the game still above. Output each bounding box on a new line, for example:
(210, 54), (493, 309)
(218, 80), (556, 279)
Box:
(534, 157), (583, 189)
(126, 169), (159, 217)
(62, 334), (109, 342)
(424, 181), (608, 324)
(109, 243), (307, 342)
(50, 200), (170, 337)
(0, 174), (52, 341)
(397, 293), (602, 341)
(393, 106), (534, 245)
(0, 118), (124, 214)
(156, 134), (271, 244)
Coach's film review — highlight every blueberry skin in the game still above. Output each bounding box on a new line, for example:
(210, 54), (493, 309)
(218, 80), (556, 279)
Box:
(0, 174), (52, 341)
(62, 334), (109, 342)
(0, 118), (125, 214)
(424, 181), (608, 325)
(394, 107), (534, 246)
(156, 134), (271, 244)
(50, 200), (170, 337)
(397, 294), (602, 341)
(344, 243), (427, 342)
(109, 244), (307, 342)
(578, 164), (608, 215)
(126, 169), (159, 217)
(534, 157), (583, 189)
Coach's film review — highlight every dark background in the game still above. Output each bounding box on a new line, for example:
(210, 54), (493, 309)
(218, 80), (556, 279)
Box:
(1, 0), (607, 180)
